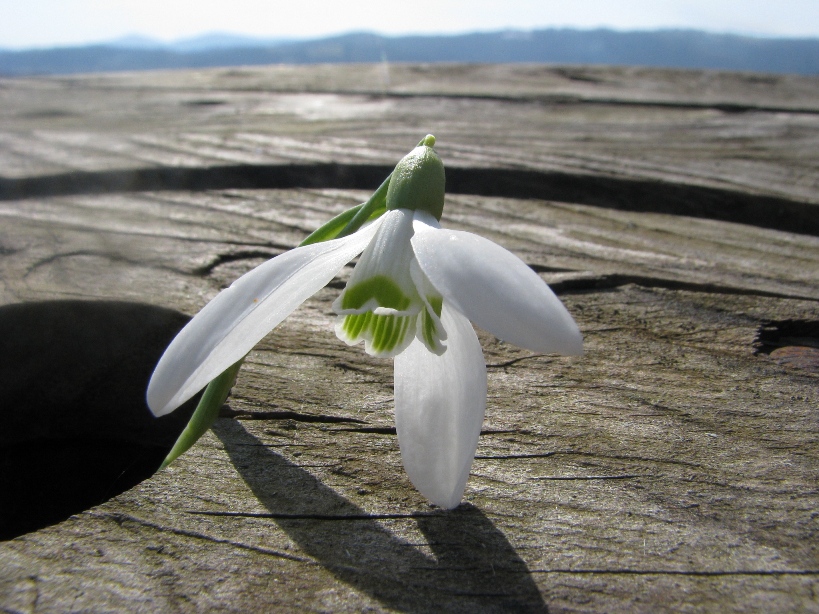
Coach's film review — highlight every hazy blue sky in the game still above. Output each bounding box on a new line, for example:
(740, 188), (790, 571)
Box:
(3, 0), (819, 49)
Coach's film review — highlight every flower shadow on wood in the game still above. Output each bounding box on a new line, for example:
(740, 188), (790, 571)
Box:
(213, 418), (548, 613)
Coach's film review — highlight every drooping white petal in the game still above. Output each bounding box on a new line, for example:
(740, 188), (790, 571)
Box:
(393, 303), (486, 509)
(147, 219), (383, 417)
(411, 211), (583, 356)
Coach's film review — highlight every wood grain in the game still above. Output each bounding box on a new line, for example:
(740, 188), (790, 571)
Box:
(1, 63), (817, 613)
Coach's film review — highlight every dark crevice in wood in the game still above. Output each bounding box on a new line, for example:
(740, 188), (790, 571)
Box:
(332, 361), (375, 374)
(0, 163), (389, 200)
(754, 319), (819, 372)
(24, 249), (191, 278)
(549, 273), (819, 300)
(187, 510), (442, 520)
(91, 511), (312, 563)
(486, 355), (547, 369)
(332, 427), (530, 436)
(192, 249), (283, 276)
(530, 568), (819, 576)
(474, 453), (559, 460)
(215, 86), (819, 115)
(1, 162), (815, 236)
(571, 452), (703, 468)
(754, 319), (819, 354)
(182, 99), (227, 107)
(219, 407), (367, 424)
(325, 279), (348, 290)
(387, 90), (819, 116)
(528, 263), (578, 274)
(333, 426), (396, 435)
(529, 474), (646, 480)
(0, 300), (201, 541)
(471, 93), (819, 116)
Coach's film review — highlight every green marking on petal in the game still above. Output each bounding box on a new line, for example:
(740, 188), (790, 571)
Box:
(338, 311), (416, 357)
(342, 312), (368, 339)
(421, 309), (436, 349)
(417, 296), (446, 355)
(340, 275), (412, 311)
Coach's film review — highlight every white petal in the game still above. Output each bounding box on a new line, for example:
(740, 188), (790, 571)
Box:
(394, 303), (486, 509)
(411, 211), (583, 355)
(147, 219), (383, 416)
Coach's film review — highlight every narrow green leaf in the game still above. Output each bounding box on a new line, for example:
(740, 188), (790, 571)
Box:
(159, 358), (244, 470)
(336, 172), (391, 239)
(299, 203), (365, 247)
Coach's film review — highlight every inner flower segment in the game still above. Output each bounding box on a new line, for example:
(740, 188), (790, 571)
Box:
(332, 209), (446, 357)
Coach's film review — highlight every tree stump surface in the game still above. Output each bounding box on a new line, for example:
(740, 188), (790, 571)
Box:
(0, 63), (817, 613)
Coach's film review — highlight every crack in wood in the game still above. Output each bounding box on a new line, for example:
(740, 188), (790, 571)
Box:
(549, 273), (819, 301)
(380, 90), (819, 116)
(192, 248), (283, 276)
(530, 568), (819, 576)
(220, 407), (367, 424)
(332, 361), (375, 374)
(331, 427), (531, 436)
(210, 85), (819, 116)
(486, 355), (549, 369)
(474, 453), (560, 460)
(2, 163), (815, 235)
(529, 474), (647, 480)
(332, 426), (396, 435)
(88, 511), (312, 563)
(569, 452), (704, 468)
(186, 510), (443, 520)
(24, 249), (190, 278)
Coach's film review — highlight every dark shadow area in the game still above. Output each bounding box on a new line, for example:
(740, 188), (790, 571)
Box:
(212, 418), (548, 613)
(755, 319), (819, 373)
(0, 162), (815, 236)
(0, 300), (200, 540)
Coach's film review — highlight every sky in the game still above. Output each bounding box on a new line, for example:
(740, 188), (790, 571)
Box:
(3, 0), (819, 49)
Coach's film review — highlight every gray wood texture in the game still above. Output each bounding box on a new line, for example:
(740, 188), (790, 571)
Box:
(1, 63), (818, 612)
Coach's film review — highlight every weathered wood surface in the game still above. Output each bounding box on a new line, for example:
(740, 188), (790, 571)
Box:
(1, 64), (818, 612)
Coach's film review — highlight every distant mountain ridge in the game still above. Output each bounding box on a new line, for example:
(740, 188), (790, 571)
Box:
(1, 28), (818, 76)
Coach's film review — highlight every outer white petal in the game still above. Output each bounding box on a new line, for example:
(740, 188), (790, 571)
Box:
(394, 303), (486, 509)
(147, 219), (383, 417)
(411, 211), (583, 355)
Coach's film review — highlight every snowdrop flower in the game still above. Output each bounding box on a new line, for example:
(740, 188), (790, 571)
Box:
(148, 136), (582, 509)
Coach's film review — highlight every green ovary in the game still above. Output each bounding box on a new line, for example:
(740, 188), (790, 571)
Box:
(340, 275), (412, 311)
